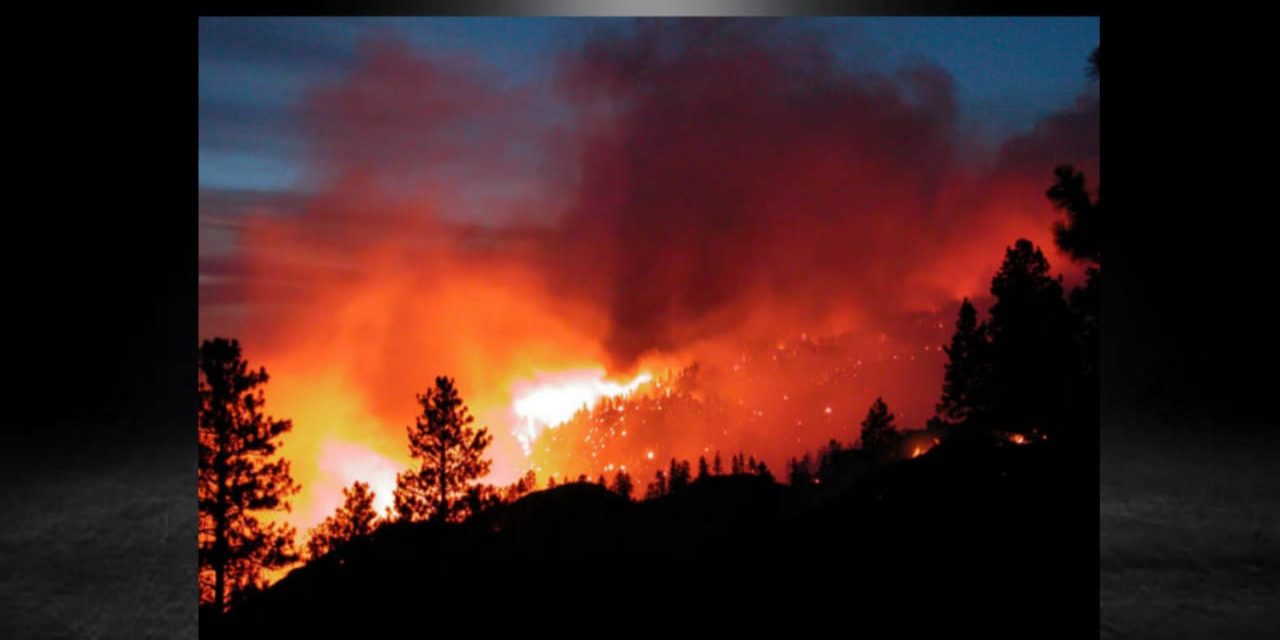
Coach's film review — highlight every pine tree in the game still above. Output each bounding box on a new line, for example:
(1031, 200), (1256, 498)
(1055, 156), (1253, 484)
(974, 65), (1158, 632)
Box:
(461, 484), (501, 519)
(713, 451), (723, 475)
(667, 458), (692, 493)
(937, 298), (990, 426)
(306, 481), (380, 560)
(392, 376), (493, 522)
(756, 461), (773, 482)
(610, 469), (635, 500)
(986, 240), (1075, 436)
(860, 397), (899, 463)
(697, 455), (710, 480)
(817, 439), (843, 483)
(1047, 166), (1101, 265)
(788, 454), (813, 486)
(198, 338), (300, 614)
(646, 469), (668, 499)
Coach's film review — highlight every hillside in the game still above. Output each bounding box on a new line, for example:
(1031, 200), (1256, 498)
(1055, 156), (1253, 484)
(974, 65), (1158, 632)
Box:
(207, 437), (1094, 636)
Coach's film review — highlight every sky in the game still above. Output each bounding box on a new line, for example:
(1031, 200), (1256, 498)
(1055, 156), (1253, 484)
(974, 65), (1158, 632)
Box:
(197, 17), (1099, 534)
(200, 17), (1098, 194)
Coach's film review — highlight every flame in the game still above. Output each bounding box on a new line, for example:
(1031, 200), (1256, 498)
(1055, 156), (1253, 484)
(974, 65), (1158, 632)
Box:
(511, 369), (652, 454)
(1008, 433), (1028, 445)
(911, 445), (925, 458)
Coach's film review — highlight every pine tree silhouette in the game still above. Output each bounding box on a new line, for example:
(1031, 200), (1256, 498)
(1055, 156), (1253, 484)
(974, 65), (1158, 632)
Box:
(986, 240), (1076, 436)
(610, 470), (635, 500)
(646, 469), (668, 499)
(668, 458), (692, 492)
(756, 461), (773, 482)
(1047, 166), (1101, 265)
(306, 481), (380, 560)
(788, 454), (813, 486)
(937, 298), (991, 428)
(392, 376), (493, 522)
(198, 338), (300, 614)
(860, 397), (899, 463)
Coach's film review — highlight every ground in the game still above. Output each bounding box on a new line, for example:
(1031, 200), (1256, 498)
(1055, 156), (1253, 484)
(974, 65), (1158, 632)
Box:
(1, 423), (1276, 637)
(0, 444), (194, 640)
(1100, 425), (1279, 638)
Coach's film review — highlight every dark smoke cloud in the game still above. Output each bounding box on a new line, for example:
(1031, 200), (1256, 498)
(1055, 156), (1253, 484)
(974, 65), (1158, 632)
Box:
(544, 19), (1099, 368)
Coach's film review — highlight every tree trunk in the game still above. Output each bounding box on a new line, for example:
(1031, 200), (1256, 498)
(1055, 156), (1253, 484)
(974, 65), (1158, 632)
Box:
(437, 447), (447, 522)
(214, 436), (228, 614)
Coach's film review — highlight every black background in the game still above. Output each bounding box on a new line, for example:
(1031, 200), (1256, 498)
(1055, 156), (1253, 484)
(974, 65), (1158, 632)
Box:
(3, 2), (1275, 638)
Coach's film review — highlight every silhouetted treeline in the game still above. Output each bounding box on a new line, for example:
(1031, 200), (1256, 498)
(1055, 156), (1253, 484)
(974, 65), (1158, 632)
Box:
(198, 338), (300, 617)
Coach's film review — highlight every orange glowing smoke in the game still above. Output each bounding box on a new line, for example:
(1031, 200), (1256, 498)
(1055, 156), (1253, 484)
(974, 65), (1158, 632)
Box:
(199, 25), (1097, 563)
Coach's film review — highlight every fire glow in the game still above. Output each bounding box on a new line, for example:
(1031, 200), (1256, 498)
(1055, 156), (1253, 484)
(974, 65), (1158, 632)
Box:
(199, 21), (1097, 545)
(512, 369), (652, 454)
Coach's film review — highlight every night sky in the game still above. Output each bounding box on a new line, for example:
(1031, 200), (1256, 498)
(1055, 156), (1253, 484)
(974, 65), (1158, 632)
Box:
(200, 18), (1098, 194)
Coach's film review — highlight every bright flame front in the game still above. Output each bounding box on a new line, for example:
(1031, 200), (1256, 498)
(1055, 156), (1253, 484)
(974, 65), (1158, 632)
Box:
(512, 369), (652, 454)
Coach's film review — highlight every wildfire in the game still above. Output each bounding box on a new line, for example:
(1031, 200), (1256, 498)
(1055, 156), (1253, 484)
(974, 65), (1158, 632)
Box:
(315, 439), (401, 520)
(511, 369), (652, 454)
(911, 446), (925, 458)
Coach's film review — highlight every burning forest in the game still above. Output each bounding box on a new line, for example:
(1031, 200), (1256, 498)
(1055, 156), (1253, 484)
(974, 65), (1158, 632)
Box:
(198, 17), (1100, 626)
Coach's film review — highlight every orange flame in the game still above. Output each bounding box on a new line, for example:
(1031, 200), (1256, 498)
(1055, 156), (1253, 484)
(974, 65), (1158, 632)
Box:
(512, 369), (652, 454)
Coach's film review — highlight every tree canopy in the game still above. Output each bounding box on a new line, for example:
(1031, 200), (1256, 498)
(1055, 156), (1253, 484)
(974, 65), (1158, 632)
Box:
(306, 481), (380, 560)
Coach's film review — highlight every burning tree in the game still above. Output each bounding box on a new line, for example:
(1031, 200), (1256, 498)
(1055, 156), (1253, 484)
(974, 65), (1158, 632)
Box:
(393, 376), (493, 522)
(306, 481), (380, 560)
(198, 338), (300, 614)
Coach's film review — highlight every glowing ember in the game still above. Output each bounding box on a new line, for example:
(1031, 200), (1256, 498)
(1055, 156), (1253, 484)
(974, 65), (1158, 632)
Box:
(1008, 433), (1028, 445)
(512, 369), (652, 454)
(911, 446), (925, 458)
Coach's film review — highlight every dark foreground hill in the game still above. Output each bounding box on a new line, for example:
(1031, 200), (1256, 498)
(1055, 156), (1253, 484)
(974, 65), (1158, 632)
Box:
(209, 439), (1094, 637)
